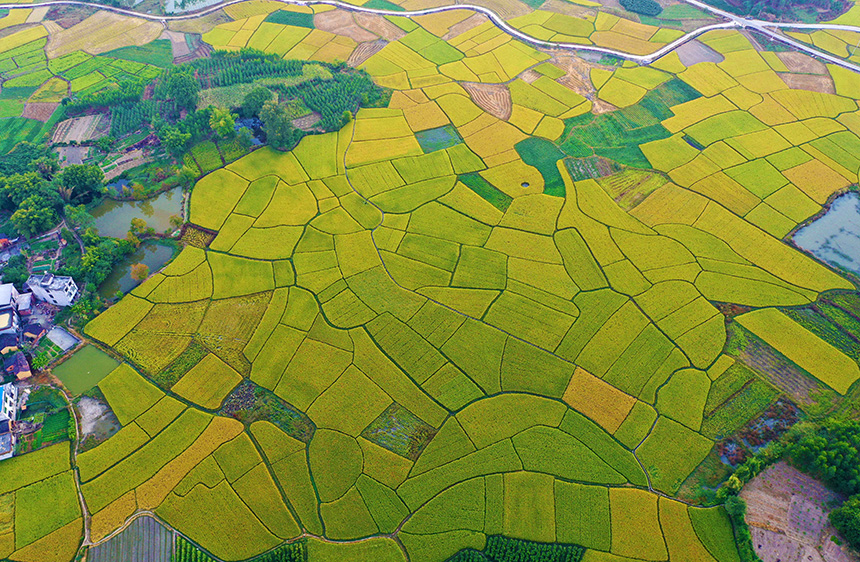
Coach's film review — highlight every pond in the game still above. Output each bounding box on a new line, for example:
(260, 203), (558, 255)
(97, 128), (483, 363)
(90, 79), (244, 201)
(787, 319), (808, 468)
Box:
(98, 241), (175, 299)
(91, 186), (183, 239)
(52, 345), (119, 395)
(793, 191), (860, 278)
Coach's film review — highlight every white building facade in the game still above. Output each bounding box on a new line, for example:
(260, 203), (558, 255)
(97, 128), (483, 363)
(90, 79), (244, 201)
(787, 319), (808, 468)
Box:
(26, 274), (78, 307)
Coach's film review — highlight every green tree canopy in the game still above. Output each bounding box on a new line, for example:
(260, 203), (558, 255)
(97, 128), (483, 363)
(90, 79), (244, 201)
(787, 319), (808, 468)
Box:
(241, 86), (274, 118)
(260, 100), (303, 151)
(61, 164), (105, 203)
(209, 107), (237, 138)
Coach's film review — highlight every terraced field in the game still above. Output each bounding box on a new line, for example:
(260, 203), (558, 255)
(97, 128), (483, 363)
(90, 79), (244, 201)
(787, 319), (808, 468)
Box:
(2, 0), (860, 561)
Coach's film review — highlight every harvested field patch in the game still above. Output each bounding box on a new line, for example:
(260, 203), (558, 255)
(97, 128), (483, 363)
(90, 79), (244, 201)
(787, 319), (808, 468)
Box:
(354, 13), (406, 42)
(462, 81), (511, 120)
(776, 51), (827, 74)
(20, 102), (56, 122)
(46, 11), (163, 58)
(778, 72), (835, 94)
(315, 10), (376, 43)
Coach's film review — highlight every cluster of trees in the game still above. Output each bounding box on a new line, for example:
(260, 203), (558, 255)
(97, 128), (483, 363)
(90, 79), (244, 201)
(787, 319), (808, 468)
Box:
(190, 49), (305, 87)
(619, 0), (662, 16)
(786, 420), (860, 549)
(0, 142), (104, 238)
(447, 537), (585, 562)
(279, 66), (389, 130)
(173, 536), (304, 562)
(701, 0), (846, 19)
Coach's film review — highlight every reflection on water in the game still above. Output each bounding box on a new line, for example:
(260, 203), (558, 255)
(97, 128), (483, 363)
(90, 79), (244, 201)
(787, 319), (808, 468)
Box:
(793, 192), (860, 277)
(98, 242), (175, 299)
(91, 187), (183, 239)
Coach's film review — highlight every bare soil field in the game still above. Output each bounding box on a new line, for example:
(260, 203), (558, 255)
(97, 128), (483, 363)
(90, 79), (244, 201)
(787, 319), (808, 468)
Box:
(444, 13), (489, 41)
(160, 29), (191, 59)
(354, 13), (407, 42)
(45, 4), (98, 28)
(168, 10), (231, 34)
(520, 69), (542, 83)
(53, 114), (103, 143)
(293, 112), (322, 131)
(348, 39), (387, 67)
(104, 149), (149, 181)
(463, 82), (512, 120)
(47, 11), (163, 57)
(778, 51), (828, 74)
(56, 145), (90, 166)
(676, 39), (725, 65)
(779, 72), (836, 93)
(22, 102), (58, 122)
(741, 461), (854, 562)
(315, 10), (377, 43)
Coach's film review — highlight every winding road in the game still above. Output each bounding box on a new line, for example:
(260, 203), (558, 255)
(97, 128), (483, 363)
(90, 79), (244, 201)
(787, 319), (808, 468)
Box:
(0, 0), (859, 72)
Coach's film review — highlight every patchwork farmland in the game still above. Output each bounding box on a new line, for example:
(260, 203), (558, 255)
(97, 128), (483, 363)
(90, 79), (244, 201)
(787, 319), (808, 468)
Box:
(1, 0), (860, 561)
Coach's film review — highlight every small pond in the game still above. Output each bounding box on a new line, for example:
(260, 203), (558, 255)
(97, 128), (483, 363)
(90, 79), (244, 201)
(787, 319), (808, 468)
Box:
(53, 345), (119, 395)
(98, 241), (175, 299)
(793, 191), (860, 278)
(91, 186), (183, 239)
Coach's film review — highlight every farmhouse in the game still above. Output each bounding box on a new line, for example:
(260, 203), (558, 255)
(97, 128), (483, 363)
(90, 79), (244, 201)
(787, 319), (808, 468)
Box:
(3, 352), (30, 380)
(0, 335), (17, 355)
(22, 322), (45, 342)
(26, 273), (78, 307)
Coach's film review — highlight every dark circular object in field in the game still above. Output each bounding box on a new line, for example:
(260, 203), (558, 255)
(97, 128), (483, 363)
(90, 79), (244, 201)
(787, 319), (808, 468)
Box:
(521, 182), (530, 188)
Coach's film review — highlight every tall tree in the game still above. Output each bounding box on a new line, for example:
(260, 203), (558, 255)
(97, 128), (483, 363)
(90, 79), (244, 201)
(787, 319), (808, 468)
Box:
(61, 164), (104, 203)
(241, 86), (273, 118)
(209, 107), (237, 138)
(260, 100), (302, 151)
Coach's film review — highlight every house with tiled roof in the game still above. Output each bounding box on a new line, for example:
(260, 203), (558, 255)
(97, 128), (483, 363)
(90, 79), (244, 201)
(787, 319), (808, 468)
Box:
(22, 323), (45, 342)
(0, 335), (17, 356)
(3, 353), (30, 381)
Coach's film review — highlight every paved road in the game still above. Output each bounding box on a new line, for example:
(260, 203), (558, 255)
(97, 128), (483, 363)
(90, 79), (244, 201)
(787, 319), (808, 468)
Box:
(0, 0), (859, 70)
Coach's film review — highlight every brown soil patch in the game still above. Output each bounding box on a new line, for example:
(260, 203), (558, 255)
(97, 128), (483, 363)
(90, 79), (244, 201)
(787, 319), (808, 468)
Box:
(315, 10), (377, 43)
(293, 112), (322, 131)
(779, 72), (835, 94)
(741, 462), (853, 562)
(675, 39), (725, 65)
(348, 39), (387, 68)
(22, 102), (58, 122)
(104, 149), (149, 181)
(168, 11), (231, 34)
(462, 82), (512, 120)
(354, 13), (406, 42)
(519, 69), (541, 84)
(467, 0), (530, 19)
(443, 13), (489, 41)
(160, 30), (191, 59)
(47, 11), (163, 58)
(45, 5), (98, 29)
(175, 42), (212, 65)
(777, 51), (828, 74)
(56, 145), (90, 166)
(53, 114), (104, 144)
(41, 20), (63, 35)
(541, 0), (598, 18)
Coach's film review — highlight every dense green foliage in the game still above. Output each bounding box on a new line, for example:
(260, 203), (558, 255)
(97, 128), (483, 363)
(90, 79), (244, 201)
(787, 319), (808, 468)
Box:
(831, 495), (860, 549)
(560, 79), (699, 168)
(698, 0), (844, 20)
(173, 535), (305, 561)
(724, 497), (762, 562)
(619, 0), (663, 16)
(242, 86), (274, 118)
(447, 536), (586, 562)
(787, 420), (860, 497)
(263, 10), (315, 27)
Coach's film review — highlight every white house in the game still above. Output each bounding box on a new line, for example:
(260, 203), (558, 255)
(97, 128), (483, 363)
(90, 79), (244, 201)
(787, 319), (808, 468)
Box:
(26, 274), (78, 307)
(0, 383), (18, 460)
(0, 284), (19, 337)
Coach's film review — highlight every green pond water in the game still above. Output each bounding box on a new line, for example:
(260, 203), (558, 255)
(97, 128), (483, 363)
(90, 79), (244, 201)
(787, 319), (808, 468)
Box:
(53, 345), (119, 395)
(91, 187), (183, 239)
(98, 241), (175, 299)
